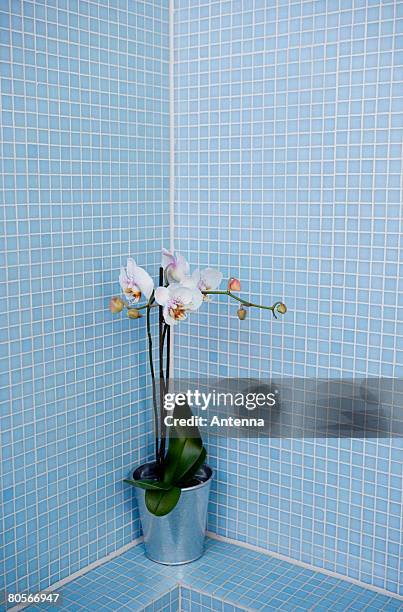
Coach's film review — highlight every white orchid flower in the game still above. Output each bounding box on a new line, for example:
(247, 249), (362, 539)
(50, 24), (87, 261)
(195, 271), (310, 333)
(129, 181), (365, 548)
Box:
(162, 248), (190, 283)
(154, 283), (203, 325)
(191, 268), (223, 300)
(119, 258), (154, 304)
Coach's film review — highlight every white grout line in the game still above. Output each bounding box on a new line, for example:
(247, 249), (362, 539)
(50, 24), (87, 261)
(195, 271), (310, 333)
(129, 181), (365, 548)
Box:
(206, 532), (403, 601)
(140, 585), (179, 611)
(8, 538), (144, 612)
(177, 583), (253, 611)
(168, 0), (175, 375)
(9, 534), (402, 612)
(169, 0), (175, 254)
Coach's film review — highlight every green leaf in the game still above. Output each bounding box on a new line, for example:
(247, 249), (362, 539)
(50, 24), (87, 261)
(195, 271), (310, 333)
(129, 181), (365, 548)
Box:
(123, 478), (171, 491)
(171, 401), (203, 444)
(145, 487), (181, 516)
(177, 446), (207, 487)
(162, 437), (204, 486)
(160, 398), (206, 487)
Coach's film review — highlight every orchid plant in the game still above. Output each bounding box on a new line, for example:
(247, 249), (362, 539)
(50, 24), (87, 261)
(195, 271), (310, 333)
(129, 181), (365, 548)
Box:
(110, 249), (286, 516)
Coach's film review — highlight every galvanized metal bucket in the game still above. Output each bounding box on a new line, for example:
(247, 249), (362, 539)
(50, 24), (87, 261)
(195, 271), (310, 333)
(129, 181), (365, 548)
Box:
(133, 462), (213, 565)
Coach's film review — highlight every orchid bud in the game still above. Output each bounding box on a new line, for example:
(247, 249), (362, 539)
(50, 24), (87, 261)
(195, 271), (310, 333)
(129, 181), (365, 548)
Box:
(228, 277), (241, 291)
(276, 303), (287, 315)
(237, 306), (247, 320)
(127, 308), (142, 319)
(110, 296), (124, 314)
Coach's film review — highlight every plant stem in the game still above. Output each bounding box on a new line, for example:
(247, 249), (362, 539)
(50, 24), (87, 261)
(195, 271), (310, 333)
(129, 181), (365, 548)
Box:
(122, 298), (156, 311)
(146, 299), (160, 465)
(158, 267), (167, 466)
(165, 324), (171, 388)
(202, 290), (283, 318)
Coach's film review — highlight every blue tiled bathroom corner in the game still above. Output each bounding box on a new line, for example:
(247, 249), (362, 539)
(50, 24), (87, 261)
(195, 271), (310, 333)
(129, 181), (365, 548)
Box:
(21, 539), (403, 612)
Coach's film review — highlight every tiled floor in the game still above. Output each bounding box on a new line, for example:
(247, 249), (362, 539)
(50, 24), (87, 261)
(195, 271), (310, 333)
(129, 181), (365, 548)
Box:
(23, 538), (402, 611)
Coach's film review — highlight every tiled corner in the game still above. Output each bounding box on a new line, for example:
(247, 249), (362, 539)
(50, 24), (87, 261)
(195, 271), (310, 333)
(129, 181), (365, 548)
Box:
(180, 587), (248, 612)
(142, 587), (180, 612)
(22, 538), (402, 612)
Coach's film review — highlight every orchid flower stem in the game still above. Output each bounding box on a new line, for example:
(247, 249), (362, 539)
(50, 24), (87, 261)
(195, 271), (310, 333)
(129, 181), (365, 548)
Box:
(134, 302), (157, 311)
(158, 267), (167, 466)
(160, 324), (170, 386)
(202, 290), (283, 319)
(165, 324), (171, 390)
(146, 300), (160, 465)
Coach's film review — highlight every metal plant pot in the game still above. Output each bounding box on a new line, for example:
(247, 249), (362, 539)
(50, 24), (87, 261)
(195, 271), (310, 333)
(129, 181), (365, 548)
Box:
(132, 462), (213, 565)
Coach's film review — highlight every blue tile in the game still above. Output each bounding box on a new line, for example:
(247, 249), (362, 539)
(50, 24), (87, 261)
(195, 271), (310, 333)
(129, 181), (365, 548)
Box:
(22, 540), (403, 611)
(0, 0), (169, 605)
(174, 0), (402, 595)
(1, 0), (402, 605)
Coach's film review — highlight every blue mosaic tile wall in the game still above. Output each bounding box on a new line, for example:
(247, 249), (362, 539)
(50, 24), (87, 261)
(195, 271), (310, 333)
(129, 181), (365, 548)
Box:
(143, 587), (180, 612)
(180, 587), (247, 612)
(173, 0), (402, 595)
(0, 0), (169, 602)
(22, 538), (403, 611)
